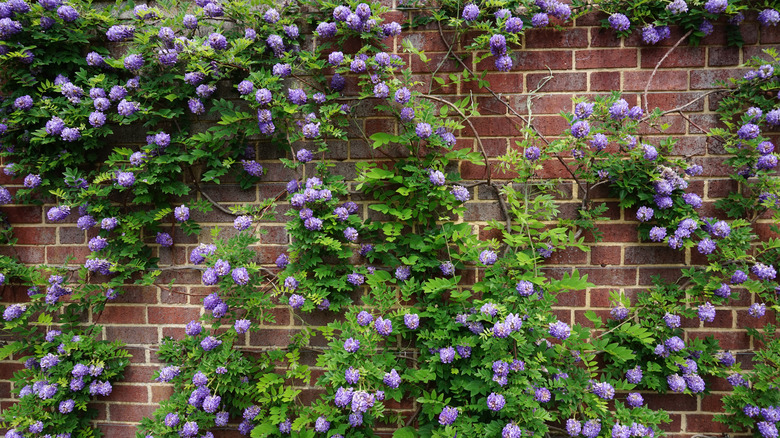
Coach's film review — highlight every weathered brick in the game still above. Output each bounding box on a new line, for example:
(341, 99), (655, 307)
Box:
(576, 49), (637, 69)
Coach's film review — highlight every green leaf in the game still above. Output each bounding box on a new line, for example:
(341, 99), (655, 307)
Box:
(393, 427), (418, 438)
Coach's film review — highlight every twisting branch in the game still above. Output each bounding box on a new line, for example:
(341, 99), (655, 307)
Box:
(642, 30), (693, 114)
(418, 94), (492, 185)
(188, 167), (237, 216)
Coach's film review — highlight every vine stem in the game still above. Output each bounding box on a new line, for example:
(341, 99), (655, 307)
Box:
(642, 30), (692, 114)
(417, 94), (492, 185)
(188, 167), (236, 216)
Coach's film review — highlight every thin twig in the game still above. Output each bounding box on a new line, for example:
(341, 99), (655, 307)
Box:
(418, 94), (492, 185)
(188, 167), (236, 216)
(642, 30), (692, 114)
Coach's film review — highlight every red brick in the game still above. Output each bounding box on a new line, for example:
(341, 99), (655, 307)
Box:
(576, 49), (637, 69)
(108, 384), (148, 403)
(97, 305), (147, 324)
(641, 47), (705, 68)
(525, 28), (589, 48)
(761, 21), (780, 43)
(12, 227), (55, 244)
(105, 326), (158, 345)
(685, 414), (731, 433)
(0, 246), (44, 264)
(690, 69), (748, 89)
(528, 72), (586, 92)
(4, 206), (42, 223)
(96, 424), (138, 438)
(708, 46), (740, 66)
(513, 50), (572, 71)
(108, 404), (156, 422)
(590, 71), (620, 91)
(46, 245), (90, 264)
(625, 245), (685, 265)
(462, 73), (523, 94)
(623, 70), (688, 91)
(147, 306), (201, 324)
(591, 246), (621, 266)
(579, 267), (636, 286)
(645, 93), (706, 113)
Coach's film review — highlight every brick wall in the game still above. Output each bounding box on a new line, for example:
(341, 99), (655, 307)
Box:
(1, 9), (778, 438)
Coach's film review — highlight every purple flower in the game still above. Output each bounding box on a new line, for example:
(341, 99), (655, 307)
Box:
(289, 294), (305, 309)
(156, 232), (173, 247)
(404, 313), (420, 329)
(698, 302), (716, 322)
(316, 21), (337, 38)
(232, 267), (249, 285)
(704, 0), (728, 14)
(752, 263), (777, 280)
(57, 5), (79, 23)
(534, 387), (552, 402)
(395, 265), (411, 281)
(566, 419), (582, 436)
(438, 406), (459, 425)
(636, 206), (654, 222)
(643, 144), (658, 160)
(449, 185), (470, 202)
(759, 8), (780, 26)
(201, 336), (221, 351)
(429, 169), (445, 186)
(487, 392), (506, 411)
(522, 146), (542, 161)
(667, 373), (686, 392)
(609, 13), (630, 31)
(304, 217), (323, 231)
(731, 269), (748, 284)
(357, 311), (373, 326)
(462, 3), (479, 20)
(343, 337), (360, 353)
(549, 320), (571, 340)
(571, 120), (590, 138)
(13, 95), (33, 111)
(737, 123), (760, 140)
(345, 366), (360, 384)
(610, 306), (629, 320)
(479, 249), (498, 265)
(749, 302), (767, 318)
(383, 21), (402, 36)
(626, 366), (643, 384)
(416, 122), (432, 139)
(375, 316), (392, 336)
(609, 99), (629, 120)
(495, 55), (513, 72)
(123, 54), (143, 71)
(505, 17), (523, 33)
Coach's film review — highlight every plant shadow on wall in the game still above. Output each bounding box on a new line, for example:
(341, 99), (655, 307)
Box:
(0, 0), (778, 437)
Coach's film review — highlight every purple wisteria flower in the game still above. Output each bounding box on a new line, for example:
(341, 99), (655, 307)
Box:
(438, 406), (458, 425)
(636, 206), (654, 222)
(429, 169), (445, 186)
(609, 13), (630, 31)
(731, 269), (748, 284)
(289, 294), (305, 309)
(698, 302), (716, 322)
(383, 369), (401, 388)
(752, 263), (777, 280)
(487, 393), (506, 411)
(480, 250), (498, 265)
(525, 146), (541, 161)
(404, 313), (420, 329)
(549, 320), (571, 340)
(416, 122), (432, 139)
(571, 120), (590, 138)
(759, 8), (780, 26)
(357, 311), (373, 326)
(344, 338), (360, 353)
